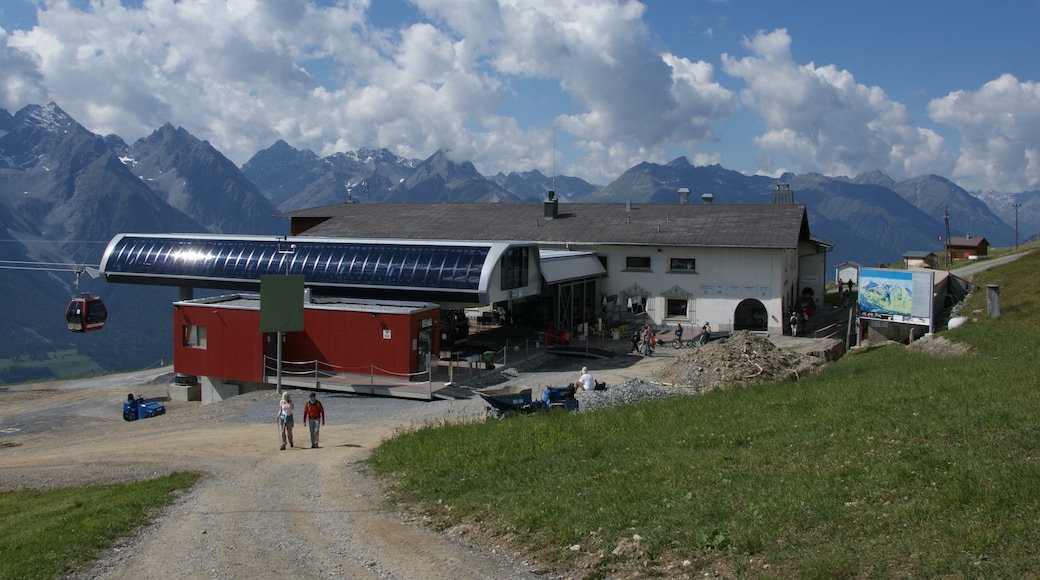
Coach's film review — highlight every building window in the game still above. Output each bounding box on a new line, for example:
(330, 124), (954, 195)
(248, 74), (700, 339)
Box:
(500, 246), (529, 290)
(625, 256), (651, 271)
(666, 298), (688, 318)
(183, 325), (207, 348)
(669, 258), (696, 272)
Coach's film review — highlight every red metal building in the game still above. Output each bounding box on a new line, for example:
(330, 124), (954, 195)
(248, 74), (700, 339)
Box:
(173, 294), (441, 402)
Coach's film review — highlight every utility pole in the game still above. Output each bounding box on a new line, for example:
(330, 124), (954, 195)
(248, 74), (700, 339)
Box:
(1013, 202), (1022, 250)
(943, 206), (951, 270)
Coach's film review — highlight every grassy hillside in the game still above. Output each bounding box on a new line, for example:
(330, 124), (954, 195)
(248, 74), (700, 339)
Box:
(369, 249), (1040, 578)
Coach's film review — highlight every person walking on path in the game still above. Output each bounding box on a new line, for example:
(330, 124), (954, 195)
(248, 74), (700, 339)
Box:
(789, 312), (800, 337)
(700, 321), (712, 345)
(303, 392), (326, 448)
(277, 392), (295, 450)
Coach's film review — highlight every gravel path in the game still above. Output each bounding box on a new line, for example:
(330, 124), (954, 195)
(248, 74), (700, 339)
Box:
(0, 379), (543, 579)
(0, 336), (823, 579)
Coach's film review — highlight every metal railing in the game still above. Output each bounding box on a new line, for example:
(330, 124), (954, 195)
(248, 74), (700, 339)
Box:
(263, 355), (434, 399)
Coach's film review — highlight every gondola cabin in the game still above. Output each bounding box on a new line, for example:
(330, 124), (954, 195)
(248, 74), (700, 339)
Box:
(66, 296), (107, 332)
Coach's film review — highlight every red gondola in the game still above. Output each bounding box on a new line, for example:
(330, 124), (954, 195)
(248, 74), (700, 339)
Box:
(66, 295), (108, 332)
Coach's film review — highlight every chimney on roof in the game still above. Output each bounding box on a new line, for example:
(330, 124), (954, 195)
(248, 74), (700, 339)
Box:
(544, 190), (558, 219)
(701, 192), (714, 204)
(773, 183), (794, 204)
(678, 187), (690, 204)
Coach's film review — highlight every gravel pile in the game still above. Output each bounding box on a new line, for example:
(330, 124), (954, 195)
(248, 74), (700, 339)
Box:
(572, 378), (674, 412)
(655, 330), (816, 390)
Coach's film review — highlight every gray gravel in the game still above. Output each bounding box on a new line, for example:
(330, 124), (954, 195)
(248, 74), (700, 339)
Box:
(236, 348), (682, 428)
(571, 378), (675, 412)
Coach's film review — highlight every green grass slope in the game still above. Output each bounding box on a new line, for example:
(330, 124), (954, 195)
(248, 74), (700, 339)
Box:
(369, 249), (1040, 578)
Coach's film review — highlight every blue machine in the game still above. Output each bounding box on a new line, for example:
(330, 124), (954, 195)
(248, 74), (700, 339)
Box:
(123, 394), (166, 421)
(542, 386), (579, 412)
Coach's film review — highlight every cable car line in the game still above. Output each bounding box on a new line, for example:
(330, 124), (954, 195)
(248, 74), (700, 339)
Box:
(0, 263), (85, 272)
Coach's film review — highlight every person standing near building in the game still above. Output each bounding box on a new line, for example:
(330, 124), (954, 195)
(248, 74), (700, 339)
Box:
(700, 321), (712, 345)
(789, 312), (800, 337)
(302, 392), (325, 448)
(642, 323), (654, 356)
(277, 392), (295, 450)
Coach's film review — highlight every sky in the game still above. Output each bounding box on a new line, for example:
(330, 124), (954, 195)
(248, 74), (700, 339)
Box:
(2, 0), (1040, 192)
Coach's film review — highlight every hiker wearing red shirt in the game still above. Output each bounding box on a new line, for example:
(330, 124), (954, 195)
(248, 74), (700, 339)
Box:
(302, 392), (326, 448)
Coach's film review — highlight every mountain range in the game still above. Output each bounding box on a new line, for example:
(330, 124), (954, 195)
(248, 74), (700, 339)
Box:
(0, 102), (1035, 381)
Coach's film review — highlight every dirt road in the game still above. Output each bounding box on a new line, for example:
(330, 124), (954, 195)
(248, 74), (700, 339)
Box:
(0, 331), (831, 579)
(0, 373), (555, 579)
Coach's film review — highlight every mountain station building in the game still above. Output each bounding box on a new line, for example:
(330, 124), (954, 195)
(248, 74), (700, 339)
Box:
(281, 194), (831, 338)
(100, 194), (831, 402)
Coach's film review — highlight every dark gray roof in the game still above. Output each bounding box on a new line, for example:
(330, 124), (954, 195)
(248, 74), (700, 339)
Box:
(947, 236), (989, 248)
(281, 202), (811, 249)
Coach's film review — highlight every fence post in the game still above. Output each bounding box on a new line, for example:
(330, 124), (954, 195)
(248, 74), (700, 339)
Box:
(986, 284), (1001, 318)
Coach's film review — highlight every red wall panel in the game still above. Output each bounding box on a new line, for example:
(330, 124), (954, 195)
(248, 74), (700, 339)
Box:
(174, 302), (439, 385)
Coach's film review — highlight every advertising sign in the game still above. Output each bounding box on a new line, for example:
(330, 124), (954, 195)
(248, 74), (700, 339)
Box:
(259, 275), (305, 333)
(857, 268), (933, 326)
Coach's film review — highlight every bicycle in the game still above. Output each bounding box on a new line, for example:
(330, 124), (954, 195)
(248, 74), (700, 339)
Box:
(671, 336), (696, 348)
(674, 332), (711, 348)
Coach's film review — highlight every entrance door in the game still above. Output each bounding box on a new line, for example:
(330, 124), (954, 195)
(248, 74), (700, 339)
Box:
(734, 298), (768, 331)
(417, 329), (432, 372)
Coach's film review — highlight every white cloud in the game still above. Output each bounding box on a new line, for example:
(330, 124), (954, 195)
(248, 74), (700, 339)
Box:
(0, 0), (737, 185)
(928, 74), (1040, 191)
(16, 2), (1020, 191)
(0, 29), (49, 106)
(721, 28), (952, 181)
(412, 0), (737, 182)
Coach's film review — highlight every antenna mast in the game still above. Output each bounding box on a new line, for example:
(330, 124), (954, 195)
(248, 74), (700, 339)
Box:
(552, 128), (557, 193)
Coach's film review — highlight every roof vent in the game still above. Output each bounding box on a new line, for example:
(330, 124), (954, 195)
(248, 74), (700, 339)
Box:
(678, 187), (690, 204)
(701, 192), (714, 204)
(544, 191), (558, 219)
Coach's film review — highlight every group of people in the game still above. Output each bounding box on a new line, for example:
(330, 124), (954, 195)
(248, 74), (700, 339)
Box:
(277, 392), (326, 450)
(839, 278), (855, 308)
(676, 321), (712, 345)
(629, 323), (657, 355)
(628, 320), (712, 353)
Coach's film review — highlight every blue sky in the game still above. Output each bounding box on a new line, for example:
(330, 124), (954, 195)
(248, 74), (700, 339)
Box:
(2, 0), (1039, 192)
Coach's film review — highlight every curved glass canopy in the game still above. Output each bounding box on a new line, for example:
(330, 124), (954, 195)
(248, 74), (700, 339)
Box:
(99, 234), (524, 303)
